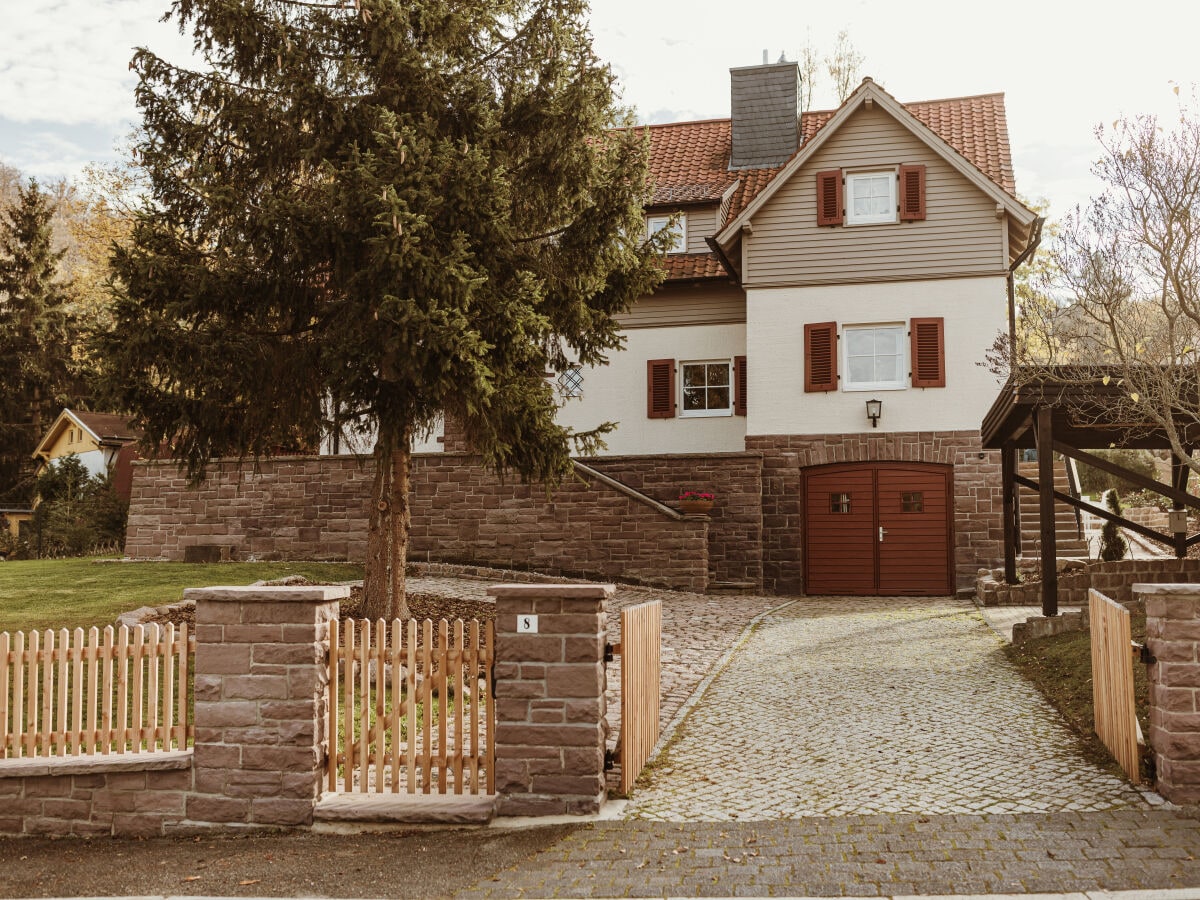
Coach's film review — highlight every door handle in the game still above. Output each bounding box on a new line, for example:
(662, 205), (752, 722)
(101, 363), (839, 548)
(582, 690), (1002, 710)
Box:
(879, 526), (887, 542)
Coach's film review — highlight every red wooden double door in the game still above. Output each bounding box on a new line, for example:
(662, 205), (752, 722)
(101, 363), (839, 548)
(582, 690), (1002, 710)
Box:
(804, 462), (954, 596)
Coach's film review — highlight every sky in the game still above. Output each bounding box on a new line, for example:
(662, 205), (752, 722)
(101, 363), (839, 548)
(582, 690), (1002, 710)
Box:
(2, 0), (1199, 219)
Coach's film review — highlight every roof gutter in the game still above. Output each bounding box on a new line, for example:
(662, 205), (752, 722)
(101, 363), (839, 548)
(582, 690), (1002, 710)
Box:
(705, 235), (741, 281)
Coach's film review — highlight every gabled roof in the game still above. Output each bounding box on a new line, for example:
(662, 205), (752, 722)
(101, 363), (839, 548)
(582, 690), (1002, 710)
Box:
(31, 409), (141, 461)
(718, 79), (1034, 249)
(644, 82), (1033, 281)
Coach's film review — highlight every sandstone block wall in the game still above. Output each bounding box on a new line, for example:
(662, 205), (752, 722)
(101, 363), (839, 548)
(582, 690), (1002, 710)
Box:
(126, 456), (709, 592)
(1139, 583), (1200, 804)
(411, 456), (709, 592)
(978, 558), (1200, 607)
(745, 430), (1001, 593)
(585, 452), (763, 587)
(0, 753), (193, 837)
(186, 585), (343, 829)
(489, 584), (611, 816)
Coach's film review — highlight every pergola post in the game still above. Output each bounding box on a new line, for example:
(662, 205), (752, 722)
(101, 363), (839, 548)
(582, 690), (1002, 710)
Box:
(1002, 442), (1017, 583)
(1172, 452), (1191, 559)
(1036, 406), (1058, 616)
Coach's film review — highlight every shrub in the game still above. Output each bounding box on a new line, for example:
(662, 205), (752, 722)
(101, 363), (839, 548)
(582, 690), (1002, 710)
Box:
(1121, 488), (1171, 510)
(1099, 489), (1129, 561)
(1077, 449), (1158, 496)
(29, 456), (128, 557)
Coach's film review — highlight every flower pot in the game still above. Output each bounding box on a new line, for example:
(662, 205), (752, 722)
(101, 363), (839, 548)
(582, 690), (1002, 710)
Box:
(679, 499), (714, 515)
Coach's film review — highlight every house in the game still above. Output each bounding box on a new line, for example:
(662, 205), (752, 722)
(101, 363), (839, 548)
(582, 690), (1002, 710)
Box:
(31, 410), (143, 501)
(129, 63), (1040, 597)
(547, 64), (1040, 595)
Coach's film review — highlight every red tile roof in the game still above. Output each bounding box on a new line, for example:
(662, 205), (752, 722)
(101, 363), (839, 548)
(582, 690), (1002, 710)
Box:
(73, 411), (141, 441)
(643, 91), (1017, 281)
(660, 252), (729, 281)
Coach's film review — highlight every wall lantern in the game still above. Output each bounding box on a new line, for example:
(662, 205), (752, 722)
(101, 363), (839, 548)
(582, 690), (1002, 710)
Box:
(866, 398), (882, 428)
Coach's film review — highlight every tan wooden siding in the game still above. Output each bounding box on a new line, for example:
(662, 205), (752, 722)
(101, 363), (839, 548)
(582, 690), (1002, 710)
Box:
(617, 284), (746, 329)
(685, 205), (719, 254)
(744, 105), (1007, 286)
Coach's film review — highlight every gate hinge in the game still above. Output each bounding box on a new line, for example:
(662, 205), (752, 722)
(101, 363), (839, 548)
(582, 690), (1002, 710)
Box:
(604, 642), (615, 663)
(1140, 643), (1157, 665)
(604, 749), (617, 771)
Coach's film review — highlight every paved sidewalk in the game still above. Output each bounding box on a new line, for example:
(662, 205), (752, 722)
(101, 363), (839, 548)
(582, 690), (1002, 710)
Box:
(624, 597), (1148, 821)
(461, 808), (1200, 898)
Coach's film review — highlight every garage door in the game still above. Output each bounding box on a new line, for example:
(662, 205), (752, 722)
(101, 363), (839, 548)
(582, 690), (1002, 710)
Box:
(804, 462), (953, 596)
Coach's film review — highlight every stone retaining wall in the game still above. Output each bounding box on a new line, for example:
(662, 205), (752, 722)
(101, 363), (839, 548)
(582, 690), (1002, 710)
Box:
(746, 430), (1001, 593)
(585, 453), (763, 587)
(1, 582), (620, 836)
(0, 752), (193, 837)
(126, 455), (709, 593)
(977, 558), (1200, 607)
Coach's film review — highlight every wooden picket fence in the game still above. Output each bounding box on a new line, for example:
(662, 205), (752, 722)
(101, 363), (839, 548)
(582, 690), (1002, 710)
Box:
(1088, 589), (1142, 784)
(0, 623), (194, 758)
(327, 617), (494, 795)
(618, 600), (661, 794)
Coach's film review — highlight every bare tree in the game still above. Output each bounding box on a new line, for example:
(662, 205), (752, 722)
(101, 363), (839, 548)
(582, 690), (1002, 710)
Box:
(825, 30), (864, 104)
(798, 32), (819, 114)
(1013, 89), (1200, 471)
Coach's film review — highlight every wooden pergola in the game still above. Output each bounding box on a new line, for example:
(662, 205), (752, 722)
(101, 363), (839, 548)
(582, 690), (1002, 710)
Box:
(981, 373), (1200, 617)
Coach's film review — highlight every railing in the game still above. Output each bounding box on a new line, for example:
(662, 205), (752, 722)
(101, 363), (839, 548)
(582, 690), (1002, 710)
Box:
(327, 617), (494, 795)
(0, 623), (194, 758)
(618, 600), (662, 795)
(1088, 589), (1142, 783)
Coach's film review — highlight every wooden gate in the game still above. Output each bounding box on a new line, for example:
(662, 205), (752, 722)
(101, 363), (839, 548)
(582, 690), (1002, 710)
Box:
(1088, 589), (1142, 784)
(618, 600), (661, 794)
(327, 618), (494, 795)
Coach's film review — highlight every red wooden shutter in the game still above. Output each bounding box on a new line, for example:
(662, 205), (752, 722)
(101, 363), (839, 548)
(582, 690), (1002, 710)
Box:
(816, 170), (843, 226)
(734, 355), (747, 416)
(647, 359), (676, 418)
(804, 322), (838, 392)
(899, 164), (926, 221)
(910, 317), (945, 387)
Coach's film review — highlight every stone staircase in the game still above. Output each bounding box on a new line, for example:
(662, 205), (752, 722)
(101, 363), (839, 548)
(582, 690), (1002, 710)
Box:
(1017, 458), (1090, 558)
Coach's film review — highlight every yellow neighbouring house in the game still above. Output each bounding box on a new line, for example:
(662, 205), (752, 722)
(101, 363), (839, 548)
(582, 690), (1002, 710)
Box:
(30, 409), (143, 501)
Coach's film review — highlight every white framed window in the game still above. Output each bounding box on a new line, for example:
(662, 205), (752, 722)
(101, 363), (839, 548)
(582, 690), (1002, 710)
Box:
(679, 359), (732, 417)
(842, 324), (906, 391)
(646, 213), (687, 253)
(845, 170), (897, 225)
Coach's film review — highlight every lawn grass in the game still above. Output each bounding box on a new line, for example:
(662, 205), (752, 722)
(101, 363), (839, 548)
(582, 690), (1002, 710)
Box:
(1003, 610), (1151, 781)
(0, 558), (364, 633)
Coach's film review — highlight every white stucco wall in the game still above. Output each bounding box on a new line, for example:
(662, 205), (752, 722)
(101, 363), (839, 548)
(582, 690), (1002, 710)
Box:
(320, 418), (444, 455)
(554, 323), (747, 455)
(45, 450), (107, 478)
(746, 276), (1007, 436)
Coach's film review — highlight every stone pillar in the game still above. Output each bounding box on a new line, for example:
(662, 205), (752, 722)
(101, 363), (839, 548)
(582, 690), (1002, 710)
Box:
(1138, 583), (1200, 804)
(488, 583), (612, 816)
(186, 585), (346, 827)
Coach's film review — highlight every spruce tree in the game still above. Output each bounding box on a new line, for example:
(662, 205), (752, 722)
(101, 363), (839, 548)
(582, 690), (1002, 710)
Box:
(103, 0), (665, 618)
(0, 179), (76, 505)
(1099, 489), (1129, 561)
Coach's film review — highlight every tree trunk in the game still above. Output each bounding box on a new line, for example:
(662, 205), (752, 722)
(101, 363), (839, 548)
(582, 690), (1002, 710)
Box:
(362, 437), (412, 621)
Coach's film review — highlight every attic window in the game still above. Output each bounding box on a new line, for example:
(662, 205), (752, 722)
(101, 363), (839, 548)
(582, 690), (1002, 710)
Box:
(646, 213), (687, 253)
(845, 170), (897, 225)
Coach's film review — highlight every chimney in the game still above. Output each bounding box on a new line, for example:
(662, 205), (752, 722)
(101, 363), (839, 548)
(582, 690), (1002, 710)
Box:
(729, 61), (802, 170)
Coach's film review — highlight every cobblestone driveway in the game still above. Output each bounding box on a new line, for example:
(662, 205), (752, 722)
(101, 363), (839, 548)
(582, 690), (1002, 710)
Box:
(625, 596), (1149, 821)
